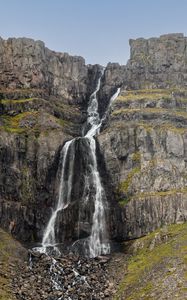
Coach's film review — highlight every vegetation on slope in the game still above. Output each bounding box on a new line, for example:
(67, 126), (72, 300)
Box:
(113, 223), (187, 300)
(0, 229), (26, 300)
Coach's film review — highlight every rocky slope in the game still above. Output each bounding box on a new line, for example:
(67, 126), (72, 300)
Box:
(1, 222), (187, 299)
(0, 228), (115, 300)
(111, 223), (187, 300)
(1, 33), (187, 247)
(0, 228), (27, 300)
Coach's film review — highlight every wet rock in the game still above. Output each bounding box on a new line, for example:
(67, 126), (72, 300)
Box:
(12, 252), (115, 300)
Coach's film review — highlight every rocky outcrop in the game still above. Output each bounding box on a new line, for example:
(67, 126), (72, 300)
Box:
(0, 37), (104, 242)
(100, 33), (187, 102)
(1, 34), (187, 246)
(126, 33), (187, 89)
(98, 87), (187, 240)
(0, 37), (102, 102)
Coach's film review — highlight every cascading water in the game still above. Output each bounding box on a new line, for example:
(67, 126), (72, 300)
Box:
(42, 139), (75, 251)
(85, 136), (110, 257)
(41, 68), (120, 258)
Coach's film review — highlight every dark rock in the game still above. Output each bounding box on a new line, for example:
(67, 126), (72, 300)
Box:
(1, 33), (187, 250)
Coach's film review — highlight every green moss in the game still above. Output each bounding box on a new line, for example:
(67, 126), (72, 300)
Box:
(0, 230), (19, 300)
(1, 112), (38, 134)
(135, 187), (187, 199)
(117, 89), (171, 102)
(119, 198), (130, 207)
(112, 107), (167, 116)
(116, 87), (184, 102)
(114, 223), (187, 300)
(0, 126), (25, 134)
(0, 110), (71, 136)
(57, 118), (70, 127)
(118, 189), (177, 205)
(137, 122), (154, 133)
(132, 151), (141, 162)
(118, 167), (141, 194)
(126, 282), (154, 300)
(1, 98), (34, 104)
(104, 121), (187, 136)
(2, 112), (37, 125)
(175, 110), (187, 118)
(137, 122), (187, 134)
(0, 87), (43, 97)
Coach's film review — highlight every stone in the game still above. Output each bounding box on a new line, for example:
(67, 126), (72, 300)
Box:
(1, 33), (187, 253)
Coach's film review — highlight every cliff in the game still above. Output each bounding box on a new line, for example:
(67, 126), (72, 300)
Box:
(98, 34), (187, 240)
(1, 34), (187, 246)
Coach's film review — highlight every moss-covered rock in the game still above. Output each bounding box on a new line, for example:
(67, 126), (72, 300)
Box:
(113, 223), (187, 300)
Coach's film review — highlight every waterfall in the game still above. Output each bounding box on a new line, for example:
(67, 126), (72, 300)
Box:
(41, 68), (120, 257)
(101, 87), (121, 123)
(86, 136), (110, 257)
(42, 140), (75, 248)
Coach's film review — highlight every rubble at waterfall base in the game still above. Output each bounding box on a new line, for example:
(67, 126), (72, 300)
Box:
(13, 252), (115, 300)
(1, 223), (187, 300)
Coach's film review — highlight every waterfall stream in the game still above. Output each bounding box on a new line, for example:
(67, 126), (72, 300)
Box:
(42, 140), (74, 249)
(41, 69), (120, 258)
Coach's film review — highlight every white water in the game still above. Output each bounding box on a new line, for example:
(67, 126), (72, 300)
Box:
(42, 140), (74, 249)
(86, 68), (105, 131)
(85, 76), (120, 257)
(84, 70), (108, 257)
(85, 86), (120, 138)
(101, 87), (121, 123)
(86, 136), (110, 257)
(41, 68), (120, 257)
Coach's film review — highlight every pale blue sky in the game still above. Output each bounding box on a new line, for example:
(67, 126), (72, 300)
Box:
(1, 0), (187, 65)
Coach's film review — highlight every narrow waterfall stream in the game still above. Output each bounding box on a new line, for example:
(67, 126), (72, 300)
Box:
(41, 69), (120, 258)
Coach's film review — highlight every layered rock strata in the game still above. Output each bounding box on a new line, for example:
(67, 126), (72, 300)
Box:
(1, 34), (187, 244)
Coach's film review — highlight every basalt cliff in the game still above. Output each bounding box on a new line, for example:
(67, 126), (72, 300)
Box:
(1, 33), (187, 248)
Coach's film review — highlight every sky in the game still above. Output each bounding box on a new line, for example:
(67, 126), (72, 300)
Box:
(1, 0), (187, 66)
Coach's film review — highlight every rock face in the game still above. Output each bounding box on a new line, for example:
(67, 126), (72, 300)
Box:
(0, 37), (103, 242)
(0, 37), (102, 102)
(100, 33), (187, 98)
(98, 88), (187, 240)
(126, 33), (187, 89)
(1, 34), (187, 246)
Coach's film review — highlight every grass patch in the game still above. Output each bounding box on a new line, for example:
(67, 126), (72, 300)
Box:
(0, 229), (21, 300)
(119, 198), (130, 207)
(0, 111), (68, 135)
(118, 167), (141, 194)
(1, 112), (38, 133)
(134, 187), (187, 199)
(1, 98), (34, 104)
(114, 223), (187, 300)
(132, 151), (141, 162)
(117, 89), (172, 102)
(116, 88), (187, 103)
(57, 118), (70, 127)
(112, 107), (167, 115)
(112, 107), (187, 124)
(137, 122), (187, 134)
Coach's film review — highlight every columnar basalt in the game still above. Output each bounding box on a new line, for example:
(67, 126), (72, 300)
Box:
(1, 34), (187, 247)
